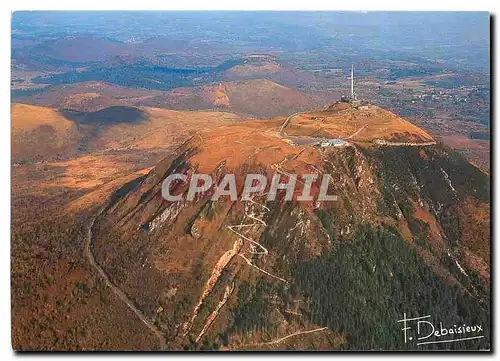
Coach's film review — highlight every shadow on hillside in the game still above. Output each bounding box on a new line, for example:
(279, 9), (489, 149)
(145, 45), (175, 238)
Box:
(61, 106), (148, 125)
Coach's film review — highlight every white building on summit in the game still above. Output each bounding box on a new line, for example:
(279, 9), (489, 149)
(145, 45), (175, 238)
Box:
(318, 138), (349, 148)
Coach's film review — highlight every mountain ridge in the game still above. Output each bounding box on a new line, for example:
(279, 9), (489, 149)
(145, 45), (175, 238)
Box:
(87, 104), (490, 350)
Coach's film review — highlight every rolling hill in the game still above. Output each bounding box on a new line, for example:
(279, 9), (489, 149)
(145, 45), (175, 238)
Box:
(13, 81), (161, 111)
(11, 103), (79, 162)
(17, 36), (135, 63)
(11, 103), (244, 163)
(138, 79), (326, 118)
(14, 79), (328, 119)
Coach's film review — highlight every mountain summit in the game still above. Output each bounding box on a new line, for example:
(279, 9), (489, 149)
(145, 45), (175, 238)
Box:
(89, 104), (490, 350)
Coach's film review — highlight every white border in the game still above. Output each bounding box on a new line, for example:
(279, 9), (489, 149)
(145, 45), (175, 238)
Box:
(2, 2), (496, 11)
(2, 2), (496, 360)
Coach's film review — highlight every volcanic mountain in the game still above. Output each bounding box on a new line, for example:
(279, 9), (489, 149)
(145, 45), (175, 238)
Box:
(17, 36), (135, 63)
(89, 103), (490, 350)
(11, 103), (244, 163)
(11, 103), (80, 162)
(138, 79), (325, 118)
(14, 79), (326, 119)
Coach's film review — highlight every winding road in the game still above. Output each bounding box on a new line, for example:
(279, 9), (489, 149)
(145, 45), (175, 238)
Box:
(84, 205), (167, 350)
(279, 110), (354, 146)
(239, 327), (329, 349)
(279, 106), (436, 148)
(279, 111), (325, 146)
(279, 112), (302, 137)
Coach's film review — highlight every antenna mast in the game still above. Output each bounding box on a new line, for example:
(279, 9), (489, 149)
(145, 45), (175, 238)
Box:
(350, 64), (354, 100)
